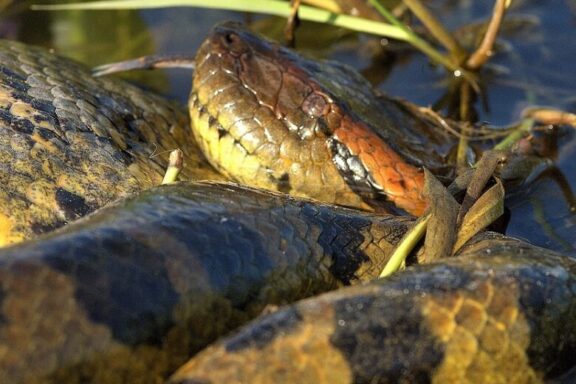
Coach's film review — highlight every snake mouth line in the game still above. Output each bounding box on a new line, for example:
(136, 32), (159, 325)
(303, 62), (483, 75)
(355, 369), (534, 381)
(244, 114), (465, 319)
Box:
(189, 91), (292, 192)
(192, 93), (250, 154)
(190, 86), (399, 208)
(189, 81), (411, 214)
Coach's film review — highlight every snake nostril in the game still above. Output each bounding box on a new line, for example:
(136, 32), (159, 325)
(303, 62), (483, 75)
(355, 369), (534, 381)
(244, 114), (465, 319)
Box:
(219, 32), (247, 54)
(223, 32), (238, 46)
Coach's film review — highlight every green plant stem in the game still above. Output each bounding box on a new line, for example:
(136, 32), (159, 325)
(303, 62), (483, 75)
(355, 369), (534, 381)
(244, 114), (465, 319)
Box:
(456, 81), (473, 167)
(34, 0), (476, 82)
(379, 214), (430, 278)
(161, 149), (183, 184)
(32, 0), (410, 41)
(367, 0), (474, 83)
(493, 118), (534, 151)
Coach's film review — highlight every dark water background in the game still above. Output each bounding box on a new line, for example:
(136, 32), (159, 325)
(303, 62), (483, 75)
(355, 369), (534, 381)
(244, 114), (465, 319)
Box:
(3, 0), (575, 254)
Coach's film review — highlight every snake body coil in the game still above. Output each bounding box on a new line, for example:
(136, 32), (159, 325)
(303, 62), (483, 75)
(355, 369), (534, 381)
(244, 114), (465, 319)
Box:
(173, 235), (576, 383)
(0, 182), (410, 383)
(0, 25), (574, 384)
(0, 39), (220, 246)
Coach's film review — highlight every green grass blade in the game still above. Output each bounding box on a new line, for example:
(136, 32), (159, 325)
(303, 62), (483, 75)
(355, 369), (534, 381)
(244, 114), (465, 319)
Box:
(379, 214), (430, 278)
(494, 118), (534, 151)
(32, 0), (411, 41)
(368, 0), (464, 75)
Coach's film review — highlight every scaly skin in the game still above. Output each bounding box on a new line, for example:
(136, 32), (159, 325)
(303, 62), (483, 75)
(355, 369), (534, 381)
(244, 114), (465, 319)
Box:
(189, 22), (454, 216)
(0, 26), (573, 384)
(0, 181), (411, 384)
(0, 39), (221, 246)
(171, 234), (576, 384)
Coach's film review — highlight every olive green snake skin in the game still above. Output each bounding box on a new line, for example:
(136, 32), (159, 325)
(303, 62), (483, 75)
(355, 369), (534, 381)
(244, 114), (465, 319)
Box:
(0, 38), (221, 246)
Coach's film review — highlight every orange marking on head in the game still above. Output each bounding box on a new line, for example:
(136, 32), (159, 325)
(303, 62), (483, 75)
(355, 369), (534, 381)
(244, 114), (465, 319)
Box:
(334, 116), (427, 215)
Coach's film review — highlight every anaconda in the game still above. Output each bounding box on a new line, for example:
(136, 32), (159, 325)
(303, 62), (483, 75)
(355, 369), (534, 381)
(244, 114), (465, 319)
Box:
(2, 182), (576, 384)
(0, 23), (454, 246)
(172, 234), (576, 384)
(0, 39), (221, 246)
(0, 181), (412, 383)
(0, 23), (574, 384)
(190, 22), (455, 216)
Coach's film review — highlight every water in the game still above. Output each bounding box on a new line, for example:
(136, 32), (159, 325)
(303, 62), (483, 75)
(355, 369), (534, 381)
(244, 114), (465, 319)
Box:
(4, 0), (575, 253)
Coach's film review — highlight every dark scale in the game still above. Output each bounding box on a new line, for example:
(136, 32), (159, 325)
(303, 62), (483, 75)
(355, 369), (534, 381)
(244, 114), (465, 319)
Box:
(225, 308), (303, 353)
(42, 230), (180, 347)
(329, 293), (444, 383)
(30, 98), (57, 115)
(54, 188), (92, 221)
(298, 203), (371, 284)
(30, 219), (66, 235)
(93, 136), (134, 166)
(313, 116), (332, 136)
(328, 137), (400, 213)
(198, 104), (207, 116)
(35, 126), (60, 141)
(0, 65), (27, 82)
(0, 109), (15, 128)
(10, 89), (34, 105)
(267, 172), (291, 194)
(0, 67), (30, 93)
(32, 114), (60, 131)
(10, 116), (36, 134)
(0, 288), (6, 326)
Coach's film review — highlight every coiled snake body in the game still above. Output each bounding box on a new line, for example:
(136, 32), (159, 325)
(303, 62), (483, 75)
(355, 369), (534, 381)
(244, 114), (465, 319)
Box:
(0, 23), (574, 384)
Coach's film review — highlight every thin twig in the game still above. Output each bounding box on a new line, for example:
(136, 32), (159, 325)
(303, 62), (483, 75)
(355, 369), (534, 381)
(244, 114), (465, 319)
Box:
(402, 0), (467, 63)
(418, 106), (471, 139)
(417, 106), (514, 140)
(466, 0), (510, 70)
(284, 0), (301, 46)
(93, 54), (195, 76)
(366, 0), (473, 83)
(456, 81), (473, 167)
(161, 149), (184, 184)
(523, 107), (576, 128)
